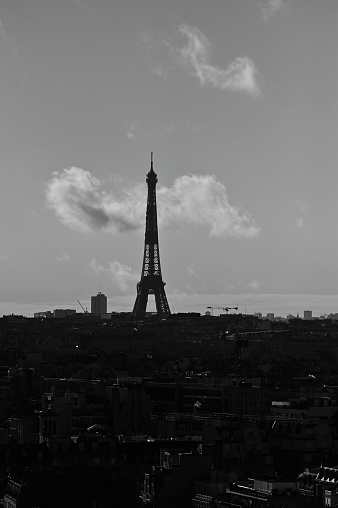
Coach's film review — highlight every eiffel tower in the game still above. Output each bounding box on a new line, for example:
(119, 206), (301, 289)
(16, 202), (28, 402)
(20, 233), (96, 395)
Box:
(133, 154), (171, 320)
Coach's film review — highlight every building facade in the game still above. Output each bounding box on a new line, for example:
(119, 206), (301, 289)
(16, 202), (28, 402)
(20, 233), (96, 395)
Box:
(91, 292), (107, 315)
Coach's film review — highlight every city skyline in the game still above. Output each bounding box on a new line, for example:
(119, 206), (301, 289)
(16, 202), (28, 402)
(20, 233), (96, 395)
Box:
(0, 0), (337, 318)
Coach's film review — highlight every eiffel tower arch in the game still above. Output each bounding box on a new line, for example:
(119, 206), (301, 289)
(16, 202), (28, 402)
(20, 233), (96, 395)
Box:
(132, 154), (171, 320)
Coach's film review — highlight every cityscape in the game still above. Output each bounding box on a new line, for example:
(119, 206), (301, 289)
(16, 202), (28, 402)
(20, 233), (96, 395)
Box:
(1, 0), (338, 507)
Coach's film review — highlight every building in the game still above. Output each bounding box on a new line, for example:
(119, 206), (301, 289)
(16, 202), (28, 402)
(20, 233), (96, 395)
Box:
(3, 472), (79, 507)
(139, 445), (211, 508)
(53, 309), (76, 318)
(219, 476), (321, 508)
(91, 292), (107, 315)
(34, 311), (54, 318)
(298, 465), (338, 507)
(33, 310), (76, 318)
(304, 310), (313, 320)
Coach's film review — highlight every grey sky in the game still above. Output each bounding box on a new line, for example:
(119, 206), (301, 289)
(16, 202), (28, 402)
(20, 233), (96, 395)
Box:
(0, 0), (337, 316)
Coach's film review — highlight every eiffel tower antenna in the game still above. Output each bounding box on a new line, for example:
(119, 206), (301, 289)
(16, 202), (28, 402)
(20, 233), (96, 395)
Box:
(132, 153), (171, 320)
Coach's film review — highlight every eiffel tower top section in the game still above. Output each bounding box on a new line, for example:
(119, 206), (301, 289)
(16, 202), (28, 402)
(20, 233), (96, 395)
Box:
(144, 152), (160, 251)
(146, 152), (157, 187)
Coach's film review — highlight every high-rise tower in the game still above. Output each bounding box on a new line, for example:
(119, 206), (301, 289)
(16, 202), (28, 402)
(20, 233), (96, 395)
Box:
(133, 154), (171, 320)
(91, 292), (107, 315)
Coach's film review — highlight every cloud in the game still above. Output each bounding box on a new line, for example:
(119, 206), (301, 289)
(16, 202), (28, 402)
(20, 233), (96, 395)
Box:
(151, 65), (170, 78)
(0, 254), (9, 261)
(55, 253), (70, 262)
(245, 279), (262, 291)
(297, 199), (307, 214)
(295, 200), (306, 227)
(70, 0), (95, 17)
(46, 167), (259, 238)
(89, 259), (104, 277)
(141, 32), (175, 78)
(259, 0), (286, 21)
(0, 18), (18, 56)
(126, 120), (138, 140)
(46, 167), (145, 233)
(296, 217), (305, 228)
(178, 24), (259, 96)
(89, 259), (138, 292)
(186, 263), (197, 277)
(0, 19), (7, 42)
(158, 174), (259, 237)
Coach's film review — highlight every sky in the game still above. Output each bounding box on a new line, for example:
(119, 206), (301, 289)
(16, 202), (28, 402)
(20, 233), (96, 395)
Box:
(0, 0), (337, 317)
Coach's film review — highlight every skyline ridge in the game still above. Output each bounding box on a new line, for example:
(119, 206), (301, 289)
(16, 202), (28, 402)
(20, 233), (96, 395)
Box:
(2, 293), (338, 320)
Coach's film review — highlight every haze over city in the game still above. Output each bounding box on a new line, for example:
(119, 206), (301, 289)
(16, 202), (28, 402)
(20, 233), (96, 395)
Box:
(0, 0), (337, 317)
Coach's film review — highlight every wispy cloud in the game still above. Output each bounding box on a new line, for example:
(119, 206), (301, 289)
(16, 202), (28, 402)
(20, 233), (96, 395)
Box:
(46, 167), (259, 238)
(89, 259), (104, 277)
(89, 259), (138, 292)
(185, 263), (198, 276)
(178, 24), (259, 96)
(0, 18), (7, 42)
(297, 199), (307, 215)
(55, 253), (70, 262)
(0, 254), (9, 261)
(259, 0), (286, 21)
(0, 18), (18, 56)
(141, 32), (174, 78)
(151, 64), (170, 78)
(126, 121), (138, 140)
(295, 200), (306, 227)
(245, 279), (262, 291)
(70, 0), (95, 18)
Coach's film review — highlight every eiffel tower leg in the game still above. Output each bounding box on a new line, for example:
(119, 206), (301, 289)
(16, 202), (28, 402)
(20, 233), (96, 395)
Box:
(154, 289), (171, 318)
(133, 287), (149, 320)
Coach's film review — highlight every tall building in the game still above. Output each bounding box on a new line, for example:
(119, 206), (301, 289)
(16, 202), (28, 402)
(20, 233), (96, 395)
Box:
(304, 310), (312, 320)
(91, 292), (107, 315)
(133, 153), (171, 320)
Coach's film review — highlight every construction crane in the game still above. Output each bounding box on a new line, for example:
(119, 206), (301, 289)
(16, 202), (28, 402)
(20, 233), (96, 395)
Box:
(207, 306), (238, 315)
(224, 306), (238, 314)
(77, 300), (88, 313)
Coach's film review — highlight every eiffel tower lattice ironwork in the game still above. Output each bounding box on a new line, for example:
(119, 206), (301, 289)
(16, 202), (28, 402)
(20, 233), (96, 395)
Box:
(133, 154), (171, 320)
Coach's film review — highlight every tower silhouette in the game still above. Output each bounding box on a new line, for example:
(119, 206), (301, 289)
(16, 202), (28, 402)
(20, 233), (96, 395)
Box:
(133, 154), (171, 320)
